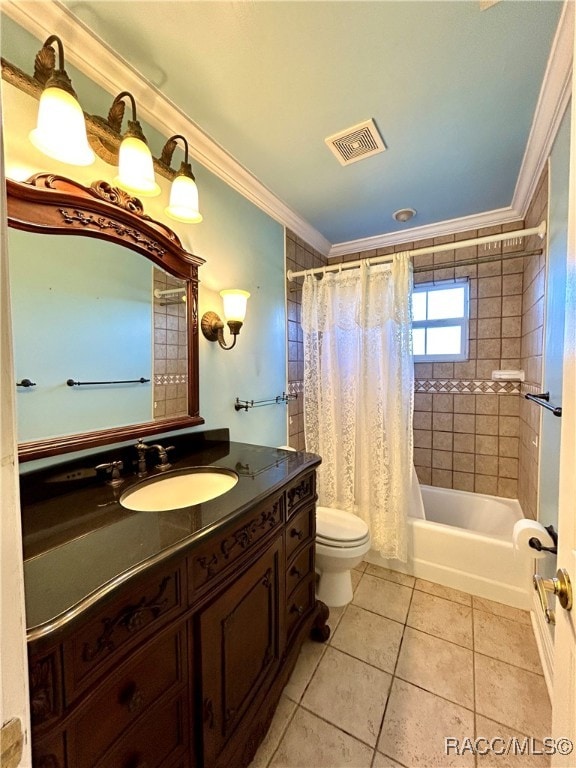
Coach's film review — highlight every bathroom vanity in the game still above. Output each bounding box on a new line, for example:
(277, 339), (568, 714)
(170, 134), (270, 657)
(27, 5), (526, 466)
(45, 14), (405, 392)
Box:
(21, 434), (327, 768)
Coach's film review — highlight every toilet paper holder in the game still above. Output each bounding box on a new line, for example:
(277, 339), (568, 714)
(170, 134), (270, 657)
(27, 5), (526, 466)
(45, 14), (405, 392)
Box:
(528, 524), (558, 555)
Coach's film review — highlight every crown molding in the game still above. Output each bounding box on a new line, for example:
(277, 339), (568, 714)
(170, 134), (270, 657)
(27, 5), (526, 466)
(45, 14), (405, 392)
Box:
(1, 0), (332, 256)
(2, 0), (570, 260)
(328, 206), (522, 259)
(512, 0), (573, 219)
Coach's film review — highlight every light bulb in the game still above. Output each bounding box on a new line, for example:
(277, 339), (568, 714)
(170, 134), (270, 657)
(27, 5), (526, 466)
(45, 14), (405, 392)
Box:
(114, 135), (160, 197)
(165, 174), (203, 223)
(220, 290), (250, 323)
(29, 86), (95, 166)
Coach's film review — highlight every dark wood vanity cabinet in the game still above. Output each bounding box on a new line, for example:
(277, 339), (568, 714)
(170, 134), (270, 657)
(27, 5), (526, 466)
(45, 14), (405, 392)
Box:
(28, 469), (325, 768)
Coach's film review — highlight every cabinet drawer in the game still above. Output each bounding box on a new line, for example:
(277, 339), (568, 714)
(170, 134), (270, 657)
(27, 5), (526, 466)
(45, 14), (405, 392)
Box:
(189, 494), (282, 595)
(94, 692), (189, 768)
(286, 543), (314, 598)
(286, 473), (315, 519)
(285, 506), (314, 562)
(63, 562), (185, 701)
(286, 576), (315, 639)
(68, 624), (187, 768)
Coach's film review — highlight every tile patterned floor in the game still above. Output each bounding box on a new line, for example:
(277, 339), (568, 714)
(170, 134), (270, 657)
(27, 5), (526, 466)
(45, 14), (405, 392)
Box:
(249, 563), (551, 768)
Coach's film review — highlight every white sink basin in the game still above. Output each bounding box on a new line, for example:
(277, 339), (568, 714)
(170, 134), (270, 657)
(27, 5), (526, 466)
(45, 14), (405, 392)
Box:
(120, 467), (238, 512)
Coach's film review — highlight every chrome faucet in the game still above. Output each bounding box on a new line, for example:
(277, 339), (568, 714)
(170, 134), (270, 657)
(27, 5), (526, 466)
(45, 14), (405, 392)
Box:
(150, 443), (175, 471)
(134, 440), (150, 477)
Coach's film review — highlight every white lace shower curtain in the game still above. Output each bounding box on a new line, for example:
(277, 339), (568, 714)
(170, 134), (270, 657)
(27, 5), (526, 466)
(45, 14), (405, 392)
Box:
(302, 255), (420, 561)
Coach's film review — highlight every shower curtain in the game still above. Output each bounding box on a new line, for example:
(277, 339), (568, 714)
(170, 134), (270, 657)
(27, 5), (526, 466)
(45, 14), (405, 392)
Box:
(302, 255), (420, 561)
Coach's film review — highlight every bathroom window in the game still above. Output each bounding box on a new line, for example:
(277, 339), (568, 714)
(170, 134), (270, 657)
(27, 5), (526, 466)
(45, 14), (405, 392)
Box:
(412, 280), (469, 362)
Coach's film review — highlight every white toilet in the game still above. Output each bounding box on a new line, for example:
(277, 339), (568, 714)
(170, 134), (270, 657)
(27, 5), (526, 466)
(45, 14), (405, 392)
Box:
(277, 446), (370, 608)
(315, 506), (371, 607)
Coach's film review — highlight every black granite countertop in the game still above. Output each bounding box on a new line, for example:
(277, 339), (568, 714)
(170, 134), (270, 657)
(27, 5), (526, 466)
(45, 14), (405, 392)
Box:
(20, 430), (320, 639)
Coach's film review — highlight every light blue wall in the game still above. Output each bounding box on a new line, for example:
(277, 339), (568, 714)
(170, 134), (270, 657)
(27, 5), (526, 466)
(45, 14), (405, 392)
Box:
(539, 103), (570, 530)
(9, 230), (153, 441)
(2, 16), (287, 469)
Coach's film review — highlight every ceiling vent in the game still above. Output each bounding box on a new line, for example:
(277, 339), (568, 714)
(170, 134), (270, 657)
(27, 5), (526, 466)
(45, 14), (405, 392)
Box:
(325, 119), (386, 166)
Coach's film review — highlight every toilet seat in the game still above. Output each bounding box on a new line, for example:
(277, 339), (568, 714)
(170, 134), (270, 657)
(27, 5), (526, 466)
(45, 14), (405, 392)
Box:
(316, 506), (370, 548)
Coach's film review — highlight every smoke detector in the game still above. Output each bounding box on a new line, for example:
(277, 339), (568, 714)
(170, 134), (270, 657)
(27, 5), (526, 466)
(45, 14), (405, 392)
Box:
(325, 119), (386, 166)
(393, 208), (416, 223)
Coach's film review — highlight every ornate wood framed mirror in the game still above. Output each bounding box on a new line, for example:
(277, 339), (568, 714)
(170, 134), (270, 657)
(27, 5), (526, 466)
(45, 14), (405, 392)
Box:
(7, 173), (205, 461)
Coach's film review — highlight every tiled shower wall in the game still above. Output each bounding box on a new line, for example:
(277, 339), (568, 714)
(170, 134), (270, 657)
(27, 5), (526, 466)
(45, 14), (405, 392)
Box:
(284, 171), (546, 513)
(285, 230), (327, 450)
(518, 169), (548, 520)
(153, 267), (188, 419)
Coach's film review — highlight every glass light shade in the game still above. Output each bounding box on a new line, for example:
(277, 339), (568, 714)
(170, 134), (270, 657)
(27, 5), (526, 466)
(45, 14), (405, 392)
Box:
(165, 174), (203, 223)
(29, 86), (95, 166)
(114, 135), (160, 197)
(220, 290), (250, 323)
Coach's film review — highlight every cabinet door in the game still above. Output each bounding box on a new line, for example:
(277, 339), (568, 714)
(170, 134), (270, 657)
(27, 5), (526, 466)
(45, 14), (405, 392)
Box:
(199, 538), (282, 766)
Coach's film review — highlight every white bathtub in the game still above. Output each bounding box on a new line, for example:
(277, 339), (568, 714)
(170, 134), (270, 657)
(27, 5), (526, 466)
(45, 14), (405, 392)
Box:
(367, 484), (532, 609)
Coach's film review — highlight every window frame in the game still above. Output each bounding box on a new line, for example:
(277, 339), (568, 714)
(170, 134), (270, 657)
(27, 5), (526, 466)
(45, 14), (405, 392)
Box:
(412, 279), (470, 363)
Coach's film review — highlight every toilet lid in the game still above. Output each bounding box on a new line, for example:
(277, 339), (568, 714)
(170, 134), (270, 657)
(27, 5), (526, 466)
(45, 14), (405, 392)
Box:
(316, 506), (370, 545)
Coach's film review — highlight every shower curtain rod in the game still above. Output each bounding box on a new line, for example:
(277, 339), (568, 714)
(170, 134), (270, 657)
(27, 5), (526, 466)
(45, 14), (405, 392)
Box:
(286, 220), (546, 281)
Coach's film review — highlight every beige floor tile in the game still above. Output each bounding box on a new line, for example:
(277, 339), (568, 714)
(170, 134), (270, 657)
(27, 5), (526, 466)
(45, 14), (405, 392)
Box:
(249, 696), (297, 768)
(354, 561), (368, 573)
(395, 626), (473, 708)
(283, 639), (327, 703)
(473, 596), (531, 626)
(407, 589), (473, 648)
(373, 753), (408, 768)
(326, 603), (347, 634)
(351, 569), (362, 592)
(365, 564), (416, 588)
(475, 715), (551, 768)
(474, 654), (551, 740)
(378, 678), (475, 767)
(353, 574), (413, 623)
(302, 646), (392, 746)
(415, 578), (472, 606)
(269, 707), (374, 768)
(330, 604), (404, 673)
(473, 610), (542, 674)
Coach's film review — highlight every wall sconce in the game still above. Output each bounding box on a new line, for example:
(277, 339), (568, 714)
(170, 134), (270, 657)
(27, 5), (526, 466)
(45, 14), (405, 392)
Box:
(109, 91), (160, 197)
(29, 35), (95, 166)
(201, 290), (250, 350)
(161, 135), (202, 223)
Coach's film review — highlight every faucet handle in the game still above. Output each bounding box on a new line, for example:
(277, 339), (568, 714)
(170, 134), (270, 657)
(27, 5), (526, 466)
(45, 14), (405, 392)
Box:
(95, 460), (124, 487)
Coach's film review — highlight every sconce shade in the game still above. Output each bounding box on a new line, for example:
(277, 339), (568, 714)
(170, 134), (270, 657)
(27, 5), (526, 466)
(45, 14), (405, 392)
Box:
(114, 134), (160, 197)
(166, 172), (203, 223)
(30, 86), (95, 166)
(220, 290), (250, 323)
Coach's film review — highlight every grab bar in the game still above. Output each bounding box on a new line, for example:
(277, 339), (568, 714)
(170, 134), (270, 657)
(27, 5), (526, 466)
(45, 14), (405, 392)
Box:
(234, 393), (297, 412)
(67, 377), (150, 387)
(524, 392), (562, 417)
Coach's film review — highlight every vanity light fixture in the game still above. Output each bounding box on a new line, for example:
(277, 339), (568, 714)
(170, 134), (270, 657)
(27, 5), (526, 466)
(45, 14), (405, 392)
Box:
(201, 290), (250, 350)
(29, 36), (95, 166)
(110, 91), (160, 197)
(161, 135), (203, 223)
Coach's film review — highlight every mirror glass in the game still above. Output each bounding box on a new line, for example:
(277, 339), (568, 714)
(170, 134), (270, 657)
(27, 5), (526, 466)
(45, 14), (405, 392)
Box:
(9, 229), (188, 443)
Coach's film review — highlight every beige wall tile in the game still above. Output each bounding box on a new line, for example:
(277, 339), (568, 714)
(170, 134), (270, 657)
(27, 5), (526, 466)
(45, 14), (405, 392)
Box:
(454, 394), (475, 414)
(475, 474), (498, 494)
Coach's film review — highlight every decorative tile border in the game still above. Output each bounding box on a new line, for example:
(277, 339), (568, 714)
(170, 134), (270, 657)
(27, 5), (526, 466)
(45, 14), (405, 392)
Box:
(154, 374), (188, 386)
(288, 380), (304, 395)
(415, 379), (520, 395)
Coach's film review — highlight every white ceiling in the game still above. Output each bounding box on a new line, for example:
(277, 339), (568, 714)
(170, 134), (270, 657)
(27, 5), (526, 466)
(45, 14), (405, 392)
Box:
(3, 1), (566, 251)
